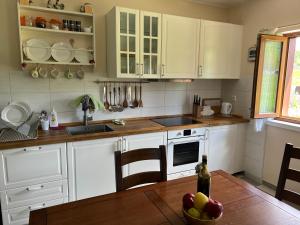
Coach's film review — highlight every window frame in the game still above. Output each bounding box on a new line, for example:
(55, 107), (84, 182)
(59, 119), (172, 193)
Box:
(251, 34), (288, 119)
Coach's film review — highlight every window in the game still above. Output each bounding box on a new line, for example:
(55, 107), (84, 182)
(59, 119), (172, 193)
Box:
(252, 34), (300, 122)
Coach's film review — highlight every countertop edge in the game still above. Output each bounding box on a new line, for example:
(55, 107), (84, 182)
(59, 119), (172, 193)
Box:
(0, 115), (249, 151)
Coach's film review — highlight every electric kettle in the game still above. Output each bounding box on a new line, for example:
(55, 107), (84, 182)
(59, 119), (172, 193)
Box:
(221, 102), (232, 115)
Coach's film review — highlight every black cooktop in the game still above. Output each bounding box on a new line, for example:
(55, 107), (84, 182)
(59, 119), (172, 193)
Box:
(151, 117), (199, 127)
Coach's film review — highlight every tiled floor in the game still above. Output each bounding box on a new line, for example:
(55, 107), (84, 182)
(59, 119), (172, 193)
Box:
(235, 174), (300, 210)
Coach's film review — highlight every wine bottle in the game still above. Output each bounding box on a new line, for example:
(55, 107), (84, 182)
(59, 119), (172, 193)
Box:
(195, 155), (211, 197)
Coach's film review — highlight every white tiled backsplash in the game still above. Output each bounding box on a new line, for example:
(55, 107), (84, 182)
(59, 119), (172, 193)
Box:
(0, 71), (221, 124)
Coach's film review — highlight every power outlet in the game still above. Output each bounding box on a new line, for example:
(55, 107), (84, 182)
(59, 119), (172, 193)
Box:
(232, 95), (237, 102)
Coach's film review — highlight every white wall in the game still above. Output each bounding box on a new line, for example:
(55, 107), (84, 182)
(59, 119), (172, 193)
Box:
(263, 124), (300, 193)
(221, 0), (300, 181)
(0, 71), (221, 124)
(0, 0), (227, 124)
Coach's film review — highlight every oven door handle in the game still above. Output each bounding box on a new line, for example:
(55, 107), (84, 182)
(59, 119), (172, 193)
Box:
(168, 136), (204, 145)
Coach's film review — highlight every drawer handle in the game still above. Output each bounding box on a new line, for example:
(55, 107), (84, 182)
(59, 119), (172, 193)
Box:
(23, 147), (42, 152)
(28, 203), (46, 211)
(26, 185), (44, 191)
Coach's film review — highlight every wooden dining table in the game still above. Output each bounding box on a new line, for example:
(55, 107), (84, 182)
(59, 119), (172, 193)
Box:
(29, 170), (300, 225)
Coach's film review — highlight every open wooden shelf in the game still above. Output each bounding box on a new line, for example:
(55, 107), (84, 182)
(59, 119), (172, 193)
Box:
(19, 4), (93, 17)
(21, 26), (94, 36)
(23, 60), (94, 66)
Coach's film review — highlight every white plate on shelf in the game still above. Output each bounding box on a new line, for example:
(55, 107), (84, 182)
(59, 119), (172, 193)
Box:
(1, 102), (32, 127)
(74, 49), (91, 64)
(51, 42), (74, 63)
(23, 39), (51, 62)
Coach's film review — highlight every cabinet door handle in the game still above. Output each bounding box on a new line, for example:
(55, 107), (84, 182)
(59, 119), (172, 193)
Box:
(161, 64), (166, 77)
(26, 185), (44, 191)
(140, 64), (144, 76)
(116, 139), (122, 152)
(28, 203), (46, 211)
(198, 65), (203, 77)
(122, 138), (127, 153)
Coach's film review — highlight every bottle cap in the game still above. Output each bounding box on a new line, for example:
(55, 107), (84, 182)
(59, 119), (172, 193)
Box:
(202, 154), (207, 163)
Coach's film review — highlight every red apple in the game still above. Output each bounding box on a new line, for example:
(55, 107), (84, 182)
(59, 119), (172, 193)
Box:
(203, 199), (223, 218)
(182, 193), (195, 210)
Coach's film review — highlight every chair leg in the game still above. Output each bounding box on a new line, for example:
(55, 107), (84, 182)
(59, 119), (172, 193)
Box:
(275, 143), (293, 200)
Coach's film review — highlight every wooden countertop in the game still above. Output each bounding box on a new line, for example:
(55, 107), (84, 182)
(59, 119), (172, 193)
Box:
(29, 170), (300, 225)
(0, 115), (249, 150)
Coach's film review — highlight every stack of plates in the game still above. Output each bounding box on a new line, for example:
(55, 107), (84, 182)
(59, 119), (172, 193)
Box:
(52, 42), (74, 63)
(1, 102), (32, 127)
(23, 39), (51, 62)
(23, 39), (91, 64)
(74, 49), (91, 64)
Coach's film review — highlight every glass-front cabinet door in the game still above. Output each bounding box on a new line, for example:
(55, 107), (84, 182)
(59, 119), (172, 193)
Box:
(117, 8), (140, 78)
(140, 12), (161, 78)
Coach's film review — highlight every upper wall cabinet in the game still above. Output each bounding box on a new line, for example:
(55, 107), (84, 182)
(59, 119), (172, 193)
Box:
(140, 11), (162, 79)
(161, 15), (200, 79)
(199, 20), (243, 79)
(106, 7), (243, 79)
(107, 7), (161, 78)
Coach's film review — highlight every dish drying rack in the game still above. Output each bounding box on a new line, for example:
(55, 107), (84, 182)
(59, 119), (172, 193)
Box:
(0, 113), (39, 143)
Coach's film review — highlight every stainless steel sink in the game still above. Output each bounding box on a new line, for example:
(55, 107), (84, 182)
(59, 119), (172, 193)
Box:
(66, 125), (114, 135)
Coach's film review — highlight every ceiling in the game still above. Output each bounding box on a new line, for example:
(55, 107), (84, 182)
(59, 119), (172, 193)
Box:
(191, 0), (246, 8)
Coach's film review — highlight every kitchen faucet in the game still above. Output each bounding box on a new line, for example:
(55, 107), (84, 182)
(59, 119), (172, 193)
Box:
(81, 95), (91, 126)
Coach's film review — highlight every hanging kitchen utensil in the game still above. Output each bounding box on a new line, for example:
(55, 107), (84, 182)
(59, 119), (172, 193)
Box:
(138, 82), (143, 108)
(104, 83), (109, 110)
(133, 83), (139, 108)
(128, 84), (134, 108)
(117, 84), (124, 112)
(113, 85), (116, 106)
(109, 84), (113, 112)
(123, 84), (128, 108)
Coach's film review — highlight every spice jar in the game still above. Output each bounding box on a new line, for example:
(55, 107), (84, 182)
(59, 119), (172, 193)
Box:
(75, 21), (81, 32)
(68, 20), (75, 31)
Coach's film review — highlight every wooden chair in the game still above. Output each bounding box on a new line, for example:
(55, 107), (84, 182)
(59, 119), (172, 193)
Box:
(275, 143), (300, 206)
(114, 145), (167, 192)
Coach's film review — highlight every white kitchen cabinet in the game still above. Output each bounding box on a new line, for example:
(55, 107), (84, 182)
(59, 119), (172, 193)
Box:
(123, 132), (166, 177)
(207, 124), (246, 174)
(2, 197), (67, 225)
(0, 144), (67, 190)
(107, 8), (162, 79)
(199, 20), (243, 79)
(67, 137), (119, 201)
(107, 7), (140, 78)
(139, 11), (162, 78)
(161, 15), (200, 79)
(0, 180), (68, 210)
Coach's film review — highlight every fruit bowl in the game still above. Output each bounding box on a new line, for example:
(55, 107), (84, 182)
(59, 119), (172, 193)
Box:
(182, 209), (222, 225)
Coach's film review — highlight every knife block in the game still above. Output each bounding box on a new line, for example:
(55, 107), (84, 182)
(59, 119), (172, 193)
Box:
(192, 104), (203, 118)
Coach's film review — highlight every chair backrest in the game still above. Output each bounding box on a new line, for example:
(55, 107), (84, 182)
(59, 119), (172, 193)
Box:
(114, 145), (167, 192)
(275, 143), (300, 206)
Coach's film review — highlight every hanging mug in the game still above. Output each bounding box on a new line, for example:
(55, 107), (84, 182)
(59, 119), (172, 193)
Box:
(65, 68), (74, 79)
(31, 66), (39, 79)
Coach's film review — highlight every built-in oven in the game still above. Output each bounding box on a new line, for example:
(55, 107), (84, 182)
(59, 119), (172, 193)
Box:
(167, 128), (207, 179)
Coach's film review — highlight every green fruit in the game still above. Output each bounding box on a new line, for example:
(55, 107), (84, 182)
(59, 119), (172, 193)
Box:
(194, 192), (209, 211)
(187, 207), (201, 218)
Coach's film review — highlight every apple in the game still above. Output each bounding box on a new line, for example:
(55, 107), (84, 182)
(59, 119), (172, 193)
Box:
(203, 199), (224, 219)
(182, 193), (195, 210)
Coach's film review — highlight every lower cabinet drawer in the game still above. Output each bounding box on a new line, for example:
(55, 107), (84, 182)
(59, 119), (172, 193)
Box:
(0, 180), (68, 210)
(2, 198), (68, 225)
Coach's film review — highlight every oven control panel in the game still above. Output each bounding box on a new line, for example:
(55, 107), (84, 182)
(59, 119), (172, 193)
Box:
(168, 128), (206, 139)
